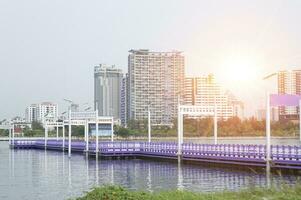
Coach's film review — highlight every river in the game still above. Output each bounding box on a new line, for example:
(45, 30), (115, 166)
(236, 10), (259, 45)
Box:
(0, 141), (300, 200)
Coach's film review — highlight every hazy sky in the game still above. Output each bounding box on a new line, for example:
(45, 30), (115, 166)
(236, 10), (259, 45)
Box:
(0, 0), (301, 119)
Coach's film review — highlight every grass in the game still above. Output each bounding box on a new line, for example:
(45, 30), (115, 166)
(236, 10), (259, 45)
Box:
(76, 184), (301, 200)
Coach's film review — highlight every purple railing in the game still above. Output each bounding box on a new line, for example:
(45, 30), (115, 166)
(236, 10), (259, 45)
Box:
(10, 139), (301, 168)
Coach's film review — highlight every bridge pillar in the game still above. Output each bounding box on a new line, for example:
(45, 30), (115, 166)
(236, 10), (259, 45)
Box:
(214, 102), (218, 145)
(62, 124), (65, 150)
(56, 126), (59, 141)
(111, 118), (114, 142)
(44, 125), (48, 150)
(68, 109), (72, 158)
(85, 121), (89, 152)
(8, 128), (11, 146)
(12, 125), (14, 146)
(95, 108), (99, 157)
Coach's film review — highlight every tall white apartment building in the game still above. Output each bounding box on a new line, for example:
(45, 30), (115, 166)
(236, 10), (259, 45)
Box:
(184, 74), (244, 119)
(37, 102), (58, 123)
(25, 102), (58, 123)
(128, 49), (185, 126)
(25, 104), (38, 122)
(94, 64), (123, 120)
(278, 70), (301, 120)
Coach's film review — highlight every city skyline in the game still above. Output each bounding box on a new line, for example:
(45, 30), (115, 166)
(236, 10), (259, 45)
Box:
(1, 0), (301, 119)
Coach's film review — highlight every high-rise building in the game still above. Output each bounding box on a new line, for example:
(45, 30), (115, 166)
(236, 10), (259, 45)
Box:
(120, 73), (129, 126)
(37, 102), (58, 123)
(25, 104), (38, 122)
(25, 102), (58, 123)
(128, 49), (185, 126)
(278, 70), (301, 120)
(94, 64), (123, 120)
(184, 74), (244, 119)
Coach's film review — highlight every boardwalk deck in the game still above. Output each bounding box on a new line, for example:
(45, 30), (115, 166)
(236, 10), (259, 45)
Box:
(10, 139), (301, 170)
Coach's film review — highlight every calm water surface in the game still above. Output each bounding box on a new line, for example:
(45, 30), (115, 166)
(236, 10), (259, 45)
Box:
(0, 141), (300, 200)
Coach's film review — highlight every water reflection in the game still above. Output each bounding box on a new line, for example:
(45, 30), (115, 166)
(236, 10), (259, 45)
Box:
(177, 161), (183, 190)
(1, 141), (300, 200)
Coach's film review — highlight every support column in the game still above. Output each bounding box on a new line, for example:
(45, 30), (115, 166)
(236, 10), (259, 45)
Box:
(44, 125), (48, 149)
(62, 124), (65, 150)
(111, 118), (114, 142)
(95, 110), (99, 157)
(148, 106), (151, 143)
(85, 121), (89, 152)
(214, 103), (218, 145)
(68, 109), (72, 158)
(9, 127), (11, 145)
(266, 92), (271, 187)
(177, 105), (183, 160)
(56, 125), (59, 141)
(299, 100), (301, 142)
(12, 125), (15, 146)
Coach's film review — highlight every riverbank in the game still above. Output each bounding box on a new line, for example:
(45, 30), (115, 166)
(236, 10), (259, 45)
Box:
(76, 185), (301, 200)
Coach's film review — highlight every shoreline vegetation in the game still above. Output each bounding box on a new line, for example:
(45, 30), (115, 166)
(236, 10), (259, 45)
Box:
(76, 185), (301, 200)
(1, 117), (300, 138)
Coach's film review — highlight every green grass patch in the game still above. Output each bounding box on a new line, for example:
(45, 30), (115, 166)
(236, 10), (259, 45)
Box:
(76, 184), (301, 200)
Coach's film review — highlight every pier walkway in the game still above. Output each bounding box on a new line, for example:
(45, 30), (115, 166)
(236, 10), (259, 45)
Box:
(10, 139), (301, 170)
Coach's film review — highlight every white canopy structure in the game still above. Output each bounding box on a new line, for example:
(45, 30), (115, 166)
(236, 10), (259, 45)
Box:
(0, 124), (14, 145)
(177, 105), (217, 157)
(44, 110), (114, 158)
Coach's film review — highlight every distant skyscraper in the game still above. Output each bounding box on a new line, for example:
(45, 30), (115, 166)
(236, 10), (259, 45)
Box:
(278, 70), (301, 120)
(128, 49), (185, 126)
(184, 74), (244, 119)
(94, 64), (123, 120)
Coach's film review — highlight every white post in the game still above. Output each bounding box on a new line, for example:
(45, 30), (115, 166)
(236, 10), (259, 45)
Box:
(12, 124), (14, 145)
(62, 123), (65, 150)
(111, 118), (114, 142)
(68, 109), (72, 158)
(148, 105), (151, 143)
(299, 100), (301, 142)
(8, 127), (11, 145)
(84, 121), (87, 142)
(85, 121), (89, 152)
(44, 125), (48, 149)
(214, 103), (218, 145)
(180, 113), (183, 144)
(266, 92), (271, 183)
(56, 125), (59, 141)
(95, 109), (99, 155)
(177, 104), (182, 156)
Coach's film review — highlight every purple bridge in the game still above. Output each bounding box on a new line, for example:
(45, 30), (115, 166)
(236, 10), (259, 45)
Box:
(10, 139), (301, 170)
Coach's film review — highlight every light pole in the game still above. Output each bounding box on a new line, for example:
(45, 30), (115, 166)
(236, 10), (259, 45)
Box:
(61, 111), (67, 150)
(84, 106), (91, 149)
(43, 111), (50, 149)
(148, 104), (151, 143)
(214, 98), (218, 145)
(263, 72), (277, 187)
(95, 101), (99, 157)
(63, 98), (73, 158)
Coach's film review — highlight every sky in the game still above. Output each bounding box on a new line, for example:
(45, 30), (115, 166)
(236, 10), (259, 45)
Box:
(0, 0), (301, 119)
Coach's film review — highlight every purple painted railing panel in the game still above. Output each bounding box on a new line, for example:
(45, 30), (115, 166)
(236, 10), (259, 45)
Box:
(11, 140), (301, 169)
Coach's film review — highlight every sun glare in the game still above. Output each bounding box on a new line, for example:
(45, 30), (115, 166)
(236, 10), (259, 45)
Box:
(219, 55), (260, 84)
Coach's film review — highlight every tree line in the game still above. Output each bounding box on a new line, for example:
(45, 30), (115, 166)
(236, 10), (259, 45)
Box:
(114, 117), (299, 138)
(1, 117), (298, 138)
